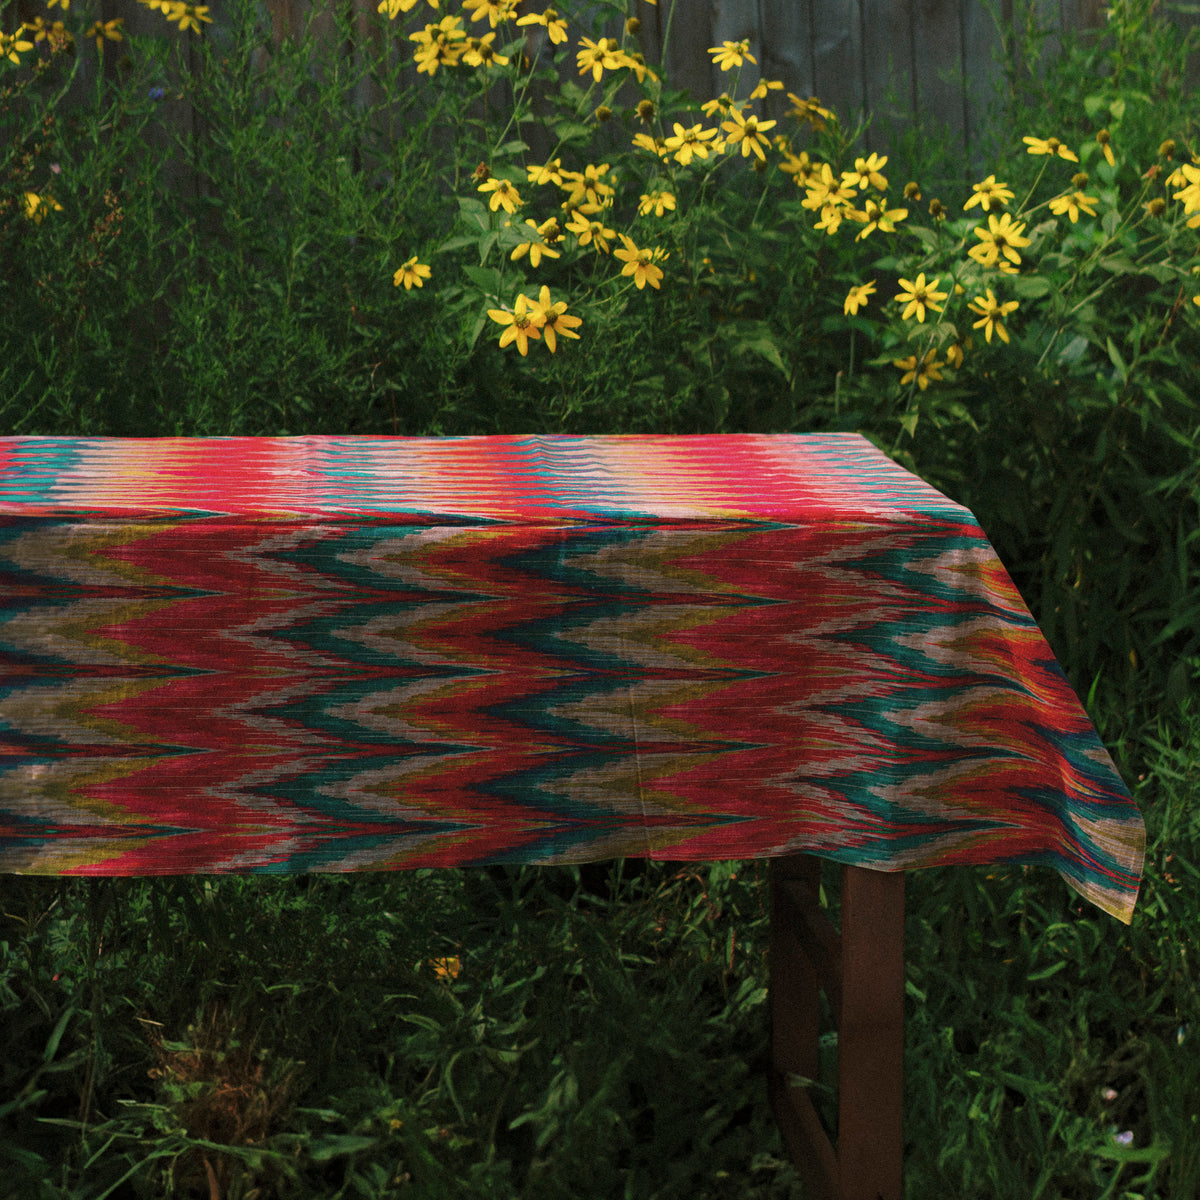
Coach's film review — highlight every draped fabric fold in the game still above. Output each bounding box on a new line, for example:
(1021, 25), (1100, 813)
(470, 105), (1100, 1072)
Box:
(0, 435), (1143, 921)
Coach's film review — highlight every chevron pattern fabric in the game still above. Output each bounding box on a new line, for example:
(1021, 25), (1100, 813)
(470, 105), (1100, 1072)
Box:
(0, 435), (1143, 920)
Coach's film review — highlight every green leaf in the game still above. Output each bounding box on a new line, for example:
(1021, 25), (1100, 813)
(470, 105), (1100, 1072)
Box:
(1057, 335), (1089, 365)
(1011, 275), (1052, 300)
(1106, 336), (1129, 384)
(307, 1135), (379, 1162)
(463, 265), (503, 295)
(1027, 961), (1068, 981)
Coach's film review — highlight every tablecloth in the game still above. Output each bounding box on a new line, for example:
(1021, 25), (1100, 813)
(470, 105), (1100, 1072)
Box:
(0, 434), (1144, 920)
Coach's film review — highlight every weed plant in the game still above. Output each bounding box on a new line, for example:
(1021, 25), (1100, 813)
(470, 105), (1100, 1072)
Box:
(1, 0), (1198, 1195)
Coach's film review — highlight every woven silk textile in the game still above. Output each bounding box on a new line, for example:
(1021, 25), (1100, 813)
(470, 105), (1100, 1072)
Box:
(0, 435), (1144, 920)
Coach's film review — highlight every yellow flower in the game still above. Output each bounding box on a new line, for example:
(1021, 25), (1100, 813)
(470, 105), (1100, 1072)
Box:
(614, 234), (665, 290)
(478, 177), (523, 213)
(967, 289), (1019, 344)
(894, 273), (948, 323)
(749, 78), (785, 101)
(813, 204), (844, 235)
(564, 209), (616, 252)
(85, 17), (123, 51)
(529, 285), (582, 352)
(167, 4), (211, 32)
(853, 198), (906, 240)
(945, 342), (965, 369)
(488, 293), (543, 355)
(462, 0), (517, 26)
(1048, 190), (1099, 223)
(631, 132), (667, 157)
(843, 280), (876, 316)
(802, 162), (855, 212)
(23, 191), (63, 224)
(558, 162), (613, 207)
(779, 150), (819, 187)
(963, 175), (1014, 212)
(47, 0), (68, 7)
(510, 219), (561, 267)
(841, 153), (888, 192)
(720, 108), (776, 161)
(378, 0), (425, 18)
(708, 39), (756, 70)
(1023, 135), (1078, 162)
(0, 29), (34, 62)
(786, 94), (834, 131)
(1096, 129), (1115, 168)
(700, 93), (736, 119)
(516, 7), (568, 43)
(576, 35), (625, 81)
(393, 255), (431, 289)
(638, 190), (676, 217)
(527, 159), (563, 186)
(1170, 163), (1200, 214)
(894, 351), (943, 390)
(968, 211), (1031, 268)
(663, 122), (718, 166)
(461, 32), (508, 66)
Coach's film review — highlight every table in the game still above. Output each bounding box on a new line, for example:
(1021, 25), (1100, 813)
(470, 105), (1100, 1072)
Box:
(0, 434), (1144, 1197)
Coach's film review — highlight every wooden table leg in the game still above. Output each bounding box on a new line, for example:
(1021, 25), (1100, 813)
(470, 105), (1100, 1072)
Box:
(769, 856), (905, 1200)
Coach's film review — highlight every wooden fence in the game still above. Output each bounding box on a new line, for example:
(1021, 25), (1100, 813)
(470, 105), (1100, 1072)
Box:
(9, 0), (1199, 169)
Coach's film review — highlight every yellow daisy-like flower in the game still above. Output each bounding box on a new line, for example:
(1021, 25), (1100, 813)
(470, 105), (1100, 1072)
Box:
(85, 17), (123, 51)
(47, 0), (68, 8)
(1170, 163), (1200, 214)
(392, 255), (431, 290)
(1023, 135), (1078, 162)
(749, 77), (785, 101)
(461, 32), (508, 66)
(377, 0), (432, 18)
(663, 122), (718, 166)
(813, 204), (845, 235)
(720, 108), (776, 161)
(787, 94), (834, 131)
(968, 211), (1031, 268)
(894, 351), (943, 390)
(168, 4), (211, 33)
(529, 285), (582, 352)
(700, 93), (736, 119)
(564, 209), (617, 253)
(478, 177), (523, 213)
(638, 190), (676, 217)
(894, 273), (948, 323)
(527, 159), (563, 187)
(462, 0), (516, 26)
(0, 29), (34, 62)
(1048, 190), (1099, 223)
(614, 234), (665, 290)
(488, 293), (544, 355)
(853, 198), (906, 240)
(802, 163), (855, 212)
(510, 219), (561, 267)
(1096, 129), (1115, 168)
(843, 280), (876, 316)
(967, 289), (1019, 344)
(841, 153), (888, 192)
(576, 36), (625, 81)
(945, 342), (965, 369)
(631, 132), (667, 157)
(23, 191), (63, 224)
(779, 150), (819, 187)
(708, 39), (756, 70)
(515, 7), (567, 42)
(963, 175), (1014, 212)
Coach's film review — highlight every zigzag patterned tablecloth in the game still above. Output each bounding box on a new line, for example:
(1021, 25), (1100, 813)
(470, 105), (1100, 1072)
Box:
(0, 435), (1144, 920)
